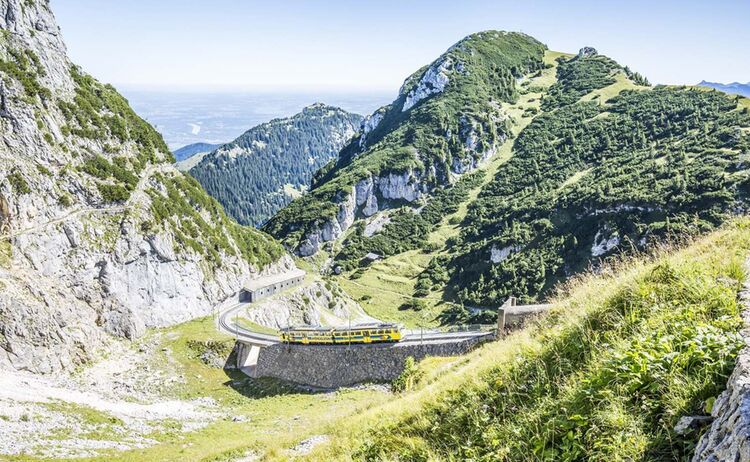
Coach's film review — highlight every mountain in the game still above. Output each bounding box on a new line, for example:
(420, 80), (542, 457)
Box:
(174, 142), (222, 172)
(0, 0), (288, 374)
(699, 80), (750, 97)
(189, 103), (362, 227)
(173, 142), (222, 162)
(264, 31), (548, 253)
(266, 33), (750, 318)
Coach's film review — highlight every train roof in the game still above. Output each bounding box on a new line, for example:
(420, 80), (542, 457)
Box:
(280, 323), (399, 333)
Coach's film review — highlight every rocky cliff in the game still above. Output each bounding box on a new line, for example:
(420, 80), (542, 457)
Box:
(0, 0), (288, 374)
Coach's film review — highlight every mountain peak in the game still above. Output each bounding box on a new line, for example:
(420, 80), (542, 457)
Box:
(577, 46), (598, 58)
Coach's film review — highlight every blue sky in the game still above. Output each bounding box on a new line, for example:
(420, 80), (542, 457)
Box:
(53, 0), (749, 92)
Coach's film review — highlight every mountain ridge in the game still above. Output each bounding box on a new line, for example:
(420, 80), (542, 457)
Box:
(698, 80), (750, 97)
(266, 32), (750, 322)
(173, 142), (222, 162)
(189, 103), (362, 227)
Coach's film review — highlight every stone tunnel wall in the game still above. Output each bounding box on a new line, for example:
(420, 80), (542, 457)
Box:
(251, 336), (492, 388)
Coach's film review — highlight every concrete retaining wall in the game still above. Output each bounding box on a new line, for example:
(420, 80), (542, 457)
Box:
(251, 336), (490, 388)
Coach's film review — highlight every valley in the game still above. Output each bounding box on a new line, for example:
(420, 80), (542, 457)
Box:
(1, 1), (749, 460)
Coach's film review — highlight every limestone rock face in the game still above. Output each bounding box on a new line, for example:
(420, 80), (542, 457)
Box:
(577, 46), (598, 58)
(295, 170), (424, 256)
(244, 280), (376, 329)
(0, 0), (291, 374)
(692, 266), (750, 461)
(358, 107), (387, 150)
(402, 57), (456, 112)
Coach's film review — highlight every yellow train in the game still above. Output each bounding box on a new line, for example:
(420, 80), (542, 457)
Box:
(279, 323), (402, 345)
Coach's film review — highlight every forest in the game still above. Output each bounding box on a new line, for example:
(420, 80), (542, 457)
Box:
(190, 104), (361, 227)
(447, 85), (750, 310)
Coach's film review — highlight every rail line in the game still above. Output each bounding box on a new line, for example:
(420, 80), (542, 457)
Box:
(217, 302), (495, 347)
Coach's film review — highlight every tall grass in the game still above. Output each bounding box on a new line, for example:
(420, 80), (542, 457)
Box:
(354, 219), (750, 461)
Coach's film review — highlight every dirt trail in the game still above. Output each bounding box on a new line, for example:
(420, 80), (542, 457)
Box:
(0, 163), (169, 240)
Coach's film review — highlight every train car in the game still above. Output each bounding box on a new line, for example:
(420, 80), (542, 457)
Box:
(279, 323), (401, 345)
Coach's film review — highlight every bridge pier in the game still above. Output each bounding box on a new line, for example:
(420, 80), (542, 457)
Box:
(235, 343), (262, 377)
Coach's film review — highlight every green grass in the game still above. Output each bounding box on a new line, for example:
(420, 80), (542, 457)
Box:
(234, 318), (279, 336)
(7, 171), (31, 195)
(557, 168), (592, 191)
(339, 250), (442, 326)
(41, 401), (125, 442)
(580, 71), (645, 103)
(0, 238), (11, 268)
(355, 218), (750, 461)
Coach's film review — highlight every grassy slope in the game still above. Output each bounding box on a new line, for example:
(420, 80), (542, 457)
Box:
(13, 223), (749, 462)
(352, 219), (750, 461)
(4, 317), (389, 462)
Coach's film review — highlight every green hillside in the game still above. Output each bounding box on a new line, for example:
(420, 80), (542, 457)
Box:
(190, 104), (362, 227)
(354, 219), (750, 462)
(265, 32), (750, 324)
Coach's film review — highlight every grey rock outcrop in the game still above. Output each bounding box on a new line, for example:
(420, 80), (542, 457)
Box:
(577, 47), (598, 58)
(402, 57), (460, 112)
(243, 281), (376, 329)
(692, 258), (750, 461)
(296, 170), (425, 256)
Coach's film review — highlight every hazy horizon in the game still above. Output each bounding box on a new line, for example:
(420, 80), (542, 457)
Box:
(54, 0), (749, 91)
(122, 89), (392, 150)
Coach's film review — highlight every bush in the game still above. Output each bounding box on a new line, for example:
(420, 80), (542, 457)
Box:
(392, 357), (424, 393)
(400, 298), (426, 312)
(36, 164), (52, 176)
(7, 171), (30, 195)
(96, 183), (130, 203)
(57, 193), (73, 207)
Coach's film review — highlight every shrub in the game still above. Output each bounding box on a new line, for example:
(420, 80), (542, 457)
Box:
(96, 183), (130, 203)
(392, 357), (424, 393)
(36, 164), (52, 176)
(7, 171), (30, 194)
(400, 298), (426, 312)
(57, 193), (73, 207)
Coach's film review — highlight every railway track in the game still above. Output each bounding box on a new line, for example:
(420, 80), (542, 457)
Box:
(217, 302), (495, 347)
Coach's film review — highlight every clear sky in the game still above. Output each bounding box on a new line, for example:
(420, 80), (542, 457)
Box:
(53, 0), (749, 92)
